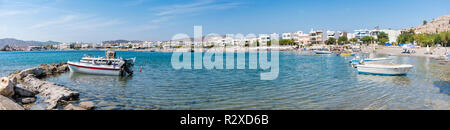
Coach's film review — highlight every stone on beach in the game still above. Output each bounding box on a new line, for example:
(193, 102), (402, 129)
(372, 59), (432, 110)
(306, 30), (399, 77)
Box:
(39, 62), (69, 75)
(0, 95), (24, 110)
(0, 77), (15, 97)
(64, 104), (86, 110)
(22, 74), (79, 109)
(14, 84), (37, 97)
(79, 101), (95, 110)
(8, 67), (45, 81)
(16, 97), (36, 104)
(8, 63), (69, 83)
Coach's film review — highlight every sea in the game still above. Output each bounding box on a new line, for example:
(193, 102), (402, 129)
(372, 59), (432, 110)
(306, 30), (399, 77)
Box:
(0, 51), (448, 110)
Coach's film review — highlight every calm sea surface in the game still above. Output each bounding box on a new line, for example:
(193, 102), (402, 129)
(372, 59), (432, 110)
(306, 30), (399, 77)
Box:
(0, 51), (448, 110)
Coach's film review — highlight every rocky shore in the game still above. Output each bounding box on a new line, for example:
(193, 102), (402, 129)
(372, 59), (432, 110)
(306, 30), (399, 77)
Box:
(0, 63), (94, 110)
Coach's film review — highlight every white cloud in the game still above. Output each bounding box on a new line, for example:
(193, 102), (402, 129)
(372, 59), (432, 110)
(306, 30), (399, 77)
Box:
(66, 19), (124, 30)
(149, 0), (242, 23)
(155, 0), (241, 16)
(0, 10), (23, 16)
(151, 16), (173, 23)
(0, 9), (40, 17)
(31, 15), (79, 29)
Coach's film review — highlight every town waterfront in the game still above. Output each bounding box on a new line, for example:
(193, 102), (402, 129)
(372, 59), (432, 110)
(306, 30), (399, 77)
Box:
(0, 51), (448, 110)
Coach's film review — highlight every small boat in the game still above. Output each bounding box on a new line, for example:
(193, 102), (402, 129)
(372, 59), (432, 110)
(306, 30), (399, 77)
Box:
(340, 53), (355, 56)
(314, 50), (332, 54)
(68, 51), (136, 76)
(356, 63), (413, 75)
(350, 57), (391, 64)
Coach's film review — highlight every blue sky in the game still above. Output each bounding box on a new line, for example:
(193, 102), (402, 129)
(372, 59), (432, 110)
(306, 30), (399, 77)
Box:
(0, 0), (448, 42)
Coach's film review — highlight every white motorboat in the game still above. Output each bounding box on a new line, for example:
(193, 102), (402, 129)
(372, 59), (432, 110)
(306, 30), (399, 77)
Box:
(356, 63), (413, 75)
(314, 50), (332, 54)
(350, 57), (391, 64)
(68, 51), (135, 76)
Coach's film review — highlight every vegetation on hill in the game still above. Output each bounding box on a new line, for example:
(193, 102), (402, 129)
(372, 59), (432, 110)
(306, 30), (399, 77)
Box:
(0, 38), (61, 48)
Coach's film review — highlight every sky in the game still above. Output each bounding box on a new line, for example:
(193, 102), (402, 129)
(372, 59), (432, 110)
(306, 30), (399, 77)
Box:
(0, 0), (449, 43)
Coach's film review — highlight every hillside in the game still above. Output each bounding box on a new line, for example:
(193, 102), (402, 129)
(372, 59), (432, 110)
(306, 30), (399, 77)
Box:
(0, 38), (61, 47)
(414, 14), (450, 34)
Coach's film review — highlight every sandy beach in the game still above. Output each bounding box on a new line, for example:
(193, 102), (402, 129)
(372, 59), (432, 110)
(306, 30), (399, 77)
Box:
(373, 46), (449, 60)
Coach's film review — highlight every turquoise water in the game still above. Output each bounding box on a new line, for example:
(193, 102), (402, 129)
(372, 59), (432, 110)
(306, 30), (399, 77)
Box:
(0, 51), (448, 110)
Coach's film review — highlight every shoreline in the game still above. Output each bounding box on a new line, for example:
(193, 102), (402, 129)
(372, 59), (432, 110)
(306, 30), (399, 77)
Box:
(2, 46), (448, 61)
(373, 46), (449, 61)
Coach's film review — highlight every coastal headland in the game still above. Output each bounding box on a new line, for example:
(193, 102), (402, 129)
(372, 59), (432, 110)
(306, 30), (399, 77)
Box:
(0, 63), (94, 110)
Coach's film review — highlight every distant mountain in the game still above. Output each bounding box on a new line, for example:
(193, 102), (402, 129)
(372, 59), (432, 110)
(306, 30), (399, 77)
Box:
(102, 40), (143, 44)
(0, 38), (61, 47)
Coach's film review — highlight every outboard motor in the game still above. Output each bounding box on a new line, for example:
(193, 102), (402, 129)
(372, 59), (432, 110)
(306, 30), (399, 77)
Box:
(119, 59), (134, 76)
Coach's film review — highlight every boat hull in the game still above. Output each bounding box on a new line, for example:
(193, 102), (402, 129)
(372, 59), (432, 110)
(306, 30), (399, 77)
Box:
(340, 53), (355, 56)
(356, 64), (413, 75)
(314, 51), (332, 54)
(350, 58), (392, 64)
(68, 61), (121, 76)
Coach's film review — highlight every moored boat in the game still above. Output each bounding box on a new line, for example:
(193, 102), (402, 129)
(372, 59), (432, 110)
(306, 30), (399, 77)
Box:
(356, 63), (413, 75)
(340, 53), (356, 56)
(68, 51), (135, 76)
(314, 50), (332, 54)
(350, 57), (391, 64)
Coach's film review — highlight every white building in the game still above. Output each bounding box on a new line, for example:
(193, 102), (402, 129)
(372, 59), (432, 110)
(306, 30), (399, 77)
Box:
(354, 29), (371, 40)
(259, 34), (271, 46)
(295, 31), (310, 45)
(58, 43), (71, 50)
(353, 29), (401, 43)
(380, 29), (401, 43)
(282, 33), (294, 40)
(347, 33), (355, 39)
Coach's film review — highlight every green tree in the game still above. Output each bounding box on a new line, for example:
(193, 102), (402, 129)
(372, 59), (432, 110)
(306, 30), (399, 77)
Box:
(245, 43), (250, 47)
(440, 32), (449, 47)
(423, 20), (427, 25)
(349, 38), (358, 44)
(326, 37), (337, 45)
(279, 39), (295, 46)
(377, 32), (389, 45)
(337, 36), (348, 44)
(267, 41), (272, 46)
(397, 30), (415, 43)
(360, 36), (375, 44)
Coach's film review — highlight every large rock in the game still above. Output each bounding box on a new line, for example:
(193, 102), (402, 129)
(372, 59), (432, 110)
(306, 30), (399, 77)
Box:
(38, 63), (69, 76)
(56, 64), (69, 73)
(7, 75), (17, 86)
(0, 95), (24, 110)
(79, 101), (95, 110)
(16, 97), (36, 104)
(14, 84), (37, 97)
(8, 67), (45, 81)
(0, 77), (15, 97)
(22, 75), (79, 109)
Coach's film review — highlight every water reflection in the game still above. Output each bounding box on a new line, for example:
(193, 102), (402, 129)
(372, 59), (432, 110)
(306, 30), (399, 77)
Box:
(357, 74), (411, 86)
(433, 81), (449, 95)
(69, 72), (133, 84)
